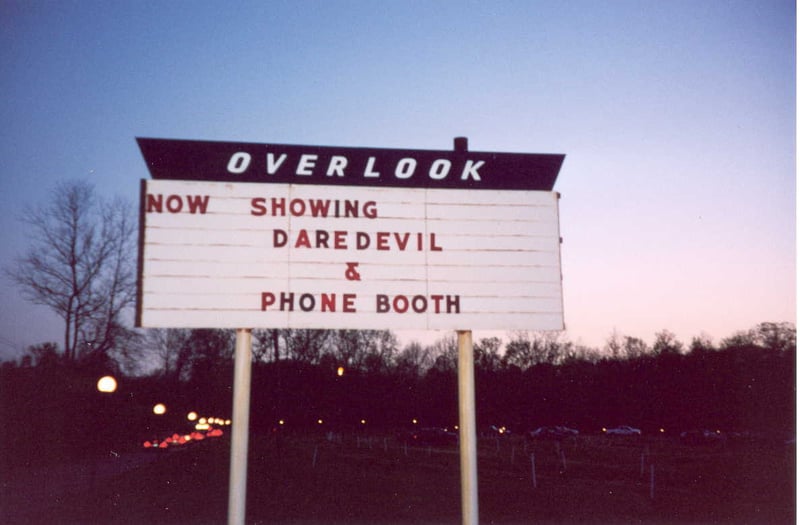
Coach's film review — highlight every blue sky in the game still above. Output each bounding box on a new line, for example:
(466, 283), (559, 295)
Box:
(0, 0), (795, 360)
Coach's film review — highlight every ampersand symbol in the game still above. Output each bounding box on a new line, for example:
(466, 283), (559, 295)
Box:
(345, 262), (361, 281)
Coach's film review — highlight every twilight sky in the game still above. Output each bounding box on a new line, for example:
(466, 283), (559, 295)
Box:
(0, 0), (795, 361)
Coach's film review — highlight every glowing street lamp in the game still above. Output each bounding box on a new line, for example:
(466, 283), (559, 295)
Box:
(187, 411), (198, 421)
(153, 403), (167, 415)
(96, 375), (117, 394)
(337, 366), (345, 377)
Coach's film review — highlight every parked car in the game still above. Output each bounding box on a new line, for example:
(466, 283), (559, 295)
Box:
(680, 429), (725, 446)
(406, 427), (458, 447)
(604, 425), (641, 436)
(486, 425), (511, 437)
(529, 426), (579, 440)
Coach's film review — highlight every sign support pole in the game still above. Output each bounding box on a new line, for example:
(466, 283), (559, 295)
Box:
(457, 329), (479, 525)
(228, 328), (253, 525)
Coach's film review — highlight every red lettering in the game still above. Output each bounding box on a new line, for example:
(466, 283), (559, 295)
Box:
(273, 229), (287, 247)
(356, 232), (370, 249)
(376, 232), (390, 251)
(431, 233), (442, 251)
(261, 292), (275, 310)
(394, 232), (410, 250)
(307, 199), (331, 217)
(289, 199), (306, 216)
(146, 194), (163, 213)
(315, 230), (329, 248)
(185, 195), (210, 214)
(343, 294), (356, 313)
(376, 294), (389, 313)
(251, 197), (267, 216)
(320, 294), (335, 312)
(166, 195), (183, 213)
(295, 229), (311, 248)
(334, 231), (347, 249)
(393, 295), (409, 313)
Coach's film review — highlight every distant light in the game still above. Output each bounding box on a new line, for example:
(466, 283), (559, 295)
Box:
(97, 376), (117, 393)
(199, 417), (208, 425)
(602, 428), (607, 433)
(454, 425), (459, 431)
(660, 428), (665, 433)
(412, 419), (418, 425)
(225, 419), (232, 425)
(317, 419), (324, 425)
(153, 403), (167, 415)
(187, 411), (198, 421)
(361, 419), (366, 425)
(278, 419), (285, 426)
(337, 366), (345, 377)
(195, 422), (210, 430)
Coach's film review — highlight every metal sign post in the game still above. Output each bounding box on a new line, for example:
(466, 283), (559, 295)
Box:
(228, 328), (252, 525)
(457, 329), (479, 525)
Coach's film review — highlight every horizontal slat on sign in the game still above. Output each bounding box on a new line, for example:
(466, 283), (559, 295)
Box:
(426, 313), (564, 331)
(441, 234), (558, 252)
(426, 250), (559, 267)
(145, 244), (283, 263)
(427, 265), (561, 283)
(429, 219), (557, 236)
(143, 277), (290, 294)
(424, 202), (557, 222)
(143, 260), (291, 278)
(145, 227), (276, 247)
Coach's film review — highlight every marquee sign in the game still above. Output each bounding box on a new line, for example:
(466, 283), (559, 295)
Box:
(136, 138), (565, 331)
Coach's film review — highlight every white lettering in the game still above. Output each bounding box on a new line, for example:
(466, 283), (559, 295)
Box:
(395, 158), (416, 179)
(327, 156), (347, 177)
(296, 154), (318, 176)
(461, 160), (484, 181)
(364, 157), (380, 178)
(429, 159), (451, 180)
(266, 153), (288, 174)
(227, 152), (251, 174)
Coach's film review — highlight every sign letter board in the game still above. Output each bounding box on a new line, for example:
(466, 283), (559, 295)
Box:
(136, 138), (565, 331)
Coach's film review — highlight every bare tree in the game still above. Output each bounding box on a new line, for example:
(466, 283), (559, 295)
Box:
(474, 336), (503, 371)
(395, 340), (434, 377)
(6, 180), (136, 362)
(429, 333), (458, 371)
(504, 331), (567, 368)
(652, 329), (684, 355)
(143, 328), (193, 380)
(281, 329), (330, 363)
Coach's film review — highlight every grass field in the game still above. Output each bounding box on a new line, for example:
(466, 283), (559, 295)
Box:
(16, 431), (796, 524)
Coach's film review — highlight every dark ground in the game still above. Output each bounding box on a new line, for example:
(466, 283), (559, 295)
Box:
(2, 432), (794, 524)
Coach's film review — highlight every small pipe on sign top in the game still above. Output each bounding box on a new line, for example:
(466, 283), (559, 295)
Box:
(312, 445), (319, 468)
(560, 450), (567, 472)
(530, 453), (537, 489)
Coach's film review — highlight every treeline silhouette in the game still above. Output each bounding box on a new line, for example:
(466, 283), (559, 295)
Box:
(1, 323), (794, 468)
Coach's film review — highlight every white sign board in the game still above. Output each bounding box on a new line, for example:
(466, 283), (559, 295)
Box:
(138, 179), (564, 330)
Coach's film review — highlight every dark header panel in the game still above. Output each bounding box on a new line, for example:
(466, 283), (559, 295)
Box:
(137, 137), (563, 191)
